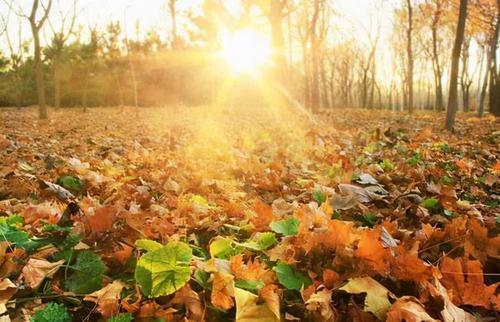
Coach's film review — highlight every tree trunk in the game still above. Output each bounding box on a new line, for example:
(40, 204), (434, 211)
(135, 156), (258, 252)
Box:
(310, 0), (321, 112)
(82, 74), (89, 112)
(488, 3), (500, 116)
(478, 66), (490, 117)
(320, 56), (330, 108)
(54, 64), (61, 109)
(406, 0), (414, 114)
(269, 1), (287, 85)
(31, 25), (47, 119)
(445, 0), (468, 131)
(431, 6), (444, 111)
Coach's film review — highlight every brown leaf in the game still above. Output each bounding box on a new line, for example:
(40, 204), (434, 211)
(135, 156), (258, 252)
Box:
(305, 289), (335, 322)
(387, 296), (438, 322)
(85, 204), (120, 234)
(260, 284), (280, 320)
(171, 284), (204, 321)
(211, 272), (235, 311)
(426, 278), (475, 322)
(84, 280), (126, 318)
(0, 279), (17, 314)
(20, 259), (64, 289)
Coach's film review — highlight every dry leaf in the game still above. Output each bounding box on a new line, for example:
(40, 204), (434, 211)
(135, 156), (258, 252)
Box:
(339, 276), (392, 320)
(211, 272), (235, 311)
(0, 279), (17, 314)
(235, 287), (278, 322)
(305, 289), (335, 321)
(387, 296), (438, 322)
(20, 259), (64, 289)
(84, 280), (126, 318)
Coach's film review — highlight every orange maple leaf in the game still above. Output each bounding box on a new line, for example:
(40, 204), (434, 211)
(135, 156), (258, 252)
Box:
(230, 255), (275, 284)
(211, 272), (235, 311)
(391, 243), (431, 283)
(354, 228), (392, 275)
(440, 257), (499, 309)
(251, 200), (275, 231)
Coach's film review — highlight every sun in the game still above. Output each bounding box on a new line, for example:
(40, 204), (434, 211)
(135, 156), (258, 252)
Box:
(220, 29), (272, 74)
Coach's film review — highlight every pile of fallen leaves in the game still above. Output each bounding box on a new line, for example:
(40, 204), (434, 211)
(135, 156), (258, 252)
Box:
(0, 106), (498, 321)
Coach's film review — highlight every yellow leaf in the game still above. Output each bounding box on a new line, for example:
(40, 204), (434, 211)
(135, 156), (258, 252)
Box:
(235, 287), (279, 322)
(339, 277), (392, 320)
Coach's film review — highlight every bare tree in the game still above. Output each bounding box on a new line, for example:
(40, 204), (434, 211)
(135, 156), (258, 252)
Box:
(3, 15), (30, 108)
(445, 0), (468, 131)
(406, 0), (414, 114)
(310, 0), (322, 112)
(4, 0), (53, 119)
(47, 0), (77, 109)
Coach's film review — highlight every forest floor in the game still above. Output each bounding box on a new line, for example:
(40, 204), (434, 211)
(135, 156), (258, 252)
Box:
(0, 106), (498, 321)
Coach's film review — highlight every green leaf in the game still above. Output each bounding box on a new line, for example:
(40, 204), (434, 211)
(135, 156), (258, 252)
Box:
(379, 159), (394, 171)
(135, 239), (163, 252)
(443, 209), (453, 217)
(107, 313), (133, 322)
(235, 279), (265, 292)
(355, 213), (377, 227)
(6, 214), (23, 226)
(209, 237), (234, 259)
(270, 217), (300, 236)
(421, 198), (440, 209)
(0, 216), (44, 251)
(135, 241), (192, 297)
(56, 176), (83, 192)
(240, 232), (277, 251)
(193, 269), (211, 289)
(440, 143), (452, 153)
(312, 190), (326, 205)
(42, 224), (72, 233)
(31, 303), (71, 322)
(65, 250), (106, 294)
(407, 151), (422, 166)
(273, 262), (311, 290)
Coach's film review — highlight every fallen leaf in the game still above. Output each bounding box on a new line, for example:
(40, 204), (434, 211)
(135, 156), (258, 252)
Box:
(305, 288), (335, 321)
(211, 271), (235, 311)
(387, 296), (438, 322)
(260, 284), (280, 320)
(339, 276), (392, 320)
(235, 287), (279, 322)
(20, 259), (64, 289)
(171, 284), (204, 321)
(0, 279), (17, 314)
(84, 280), (126, 317)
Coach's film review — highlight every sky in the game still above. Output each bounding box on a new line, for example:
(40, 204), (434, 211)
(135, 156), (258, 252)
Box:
(0, 0), (392, 49)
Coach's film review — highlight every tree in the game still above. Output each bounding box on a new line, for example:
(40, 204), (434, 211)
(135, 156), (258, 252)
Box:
(5, 0), (53, 118)
(445, 0), (468, 131)
(45, 0), (77, 109)
(406, 0), (414, 114)
(77, 28), (100, 111)
(2, 13), (30, 108)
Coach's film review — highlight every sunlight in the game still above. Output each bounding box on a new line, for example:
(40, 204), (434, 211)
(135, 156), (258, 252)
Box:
(219, 29), (272, 74)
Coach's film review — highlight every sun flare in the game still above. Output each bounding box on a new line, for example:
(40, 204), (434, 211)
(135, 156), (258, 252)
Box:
(220, 29), (272, 74)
